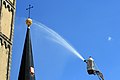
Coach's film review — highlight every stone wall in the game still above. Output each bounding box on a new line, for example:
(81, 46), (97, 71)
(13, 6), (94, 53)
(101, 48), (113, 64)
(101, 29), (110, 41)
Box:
(0, 0), (16, 80)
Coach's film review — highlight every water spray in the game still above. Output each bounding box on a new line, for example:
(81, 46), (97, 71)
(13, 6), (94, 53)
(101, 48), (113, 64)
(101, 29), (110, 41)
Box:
(32, 21), (104, 80)
(33, 22), (85, 61)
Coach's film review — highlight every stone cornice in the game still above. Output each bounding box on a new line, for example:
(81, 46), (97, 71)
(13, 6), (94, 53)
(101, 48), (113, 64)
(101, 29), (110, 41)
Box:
(0, 32), (12, 49)
(3, 0), (15, 12)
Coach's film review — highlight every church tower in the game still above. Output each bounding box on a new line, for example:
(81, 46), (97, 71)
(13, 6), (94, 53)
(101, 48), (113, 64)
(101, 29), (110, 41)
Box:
(18, 5), (35, 80)
(0, 0), (16, 80)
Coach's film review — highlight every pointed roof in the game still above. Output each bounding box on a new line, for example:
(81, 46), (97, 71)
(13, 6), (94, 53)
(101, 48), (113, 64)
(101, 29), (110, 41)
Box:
(18, 27), (35, 80)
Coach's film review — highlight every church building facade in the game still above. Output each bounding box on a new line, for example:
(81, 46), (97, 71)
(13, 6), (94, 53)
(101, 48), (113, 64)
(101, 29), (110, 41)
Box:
(0, 0), (16, 80)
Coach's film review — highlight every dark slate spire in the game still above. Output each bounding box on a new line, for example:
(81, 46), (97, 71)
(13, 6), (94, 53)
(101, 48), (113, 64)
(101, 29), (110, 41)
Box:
(18, 27), (35, 80)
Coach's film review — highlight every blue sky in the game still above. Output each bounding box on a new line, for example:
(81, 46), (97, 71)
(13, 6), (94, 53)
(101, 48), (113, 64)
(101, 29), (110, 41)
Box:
(10, 0), (120, 80)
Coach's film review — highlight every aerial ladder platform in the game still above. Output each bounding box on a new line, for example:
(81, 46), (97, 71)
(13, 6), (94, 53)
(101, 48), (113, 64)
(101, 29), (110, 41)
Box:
(84, 56), (104, 80)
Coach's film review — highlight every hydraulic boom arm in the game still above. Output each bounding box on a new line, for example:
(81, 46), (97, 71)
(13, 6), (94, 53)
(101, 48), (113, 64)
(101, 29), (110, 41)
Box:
(95, 70), (104, 80)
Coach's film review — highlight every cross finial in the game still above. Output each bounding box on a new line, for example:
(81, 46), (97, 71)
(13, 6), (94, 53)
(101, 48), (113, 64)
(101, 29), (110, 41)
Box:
(26, 5), (33, 18)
